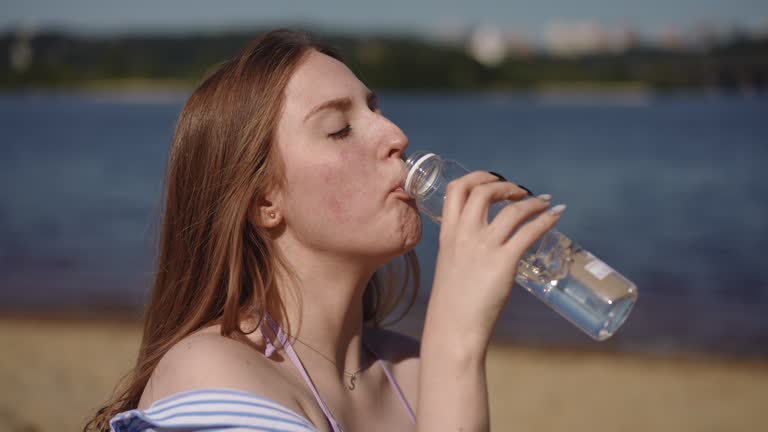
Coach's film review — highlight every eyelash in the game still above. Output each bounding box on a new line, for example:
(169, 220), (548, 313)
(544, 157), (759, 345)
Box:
(327, 100), (380, 141)
(329, 125), (352, 141)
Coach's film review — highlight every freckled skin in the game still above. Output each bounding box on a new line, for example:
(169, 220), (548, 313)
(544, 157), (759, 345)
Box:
(272, 50), (421, 262)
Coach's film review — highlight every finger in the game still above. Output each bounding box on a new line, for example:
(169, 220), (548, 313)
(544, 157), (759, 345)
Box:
(502, 203), (565, 257)
(487, 196), (552, 243)
(462, 181), (530, 228)
(442, 171), (501, 229)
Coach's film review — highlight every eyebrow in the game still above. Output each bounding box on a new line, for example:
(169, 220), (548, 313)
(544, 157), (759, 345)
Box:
(303, 90), (378, 123)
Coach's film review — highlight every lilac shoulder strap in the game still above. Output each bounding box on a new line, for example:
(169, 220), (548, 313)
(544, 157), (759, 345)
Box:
(363, 341), (417, 424)
(262, 316), (345, 432)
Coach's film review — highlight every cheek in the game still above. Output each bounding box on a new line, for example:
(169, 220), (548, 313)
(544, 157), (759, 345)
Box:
(324, 191), (351, 225)
(315, 157), (373, 226)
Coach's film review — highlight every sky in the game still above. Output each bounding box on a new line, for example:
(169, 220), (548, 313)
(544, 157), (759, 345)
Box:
(1, 0), (766, 38)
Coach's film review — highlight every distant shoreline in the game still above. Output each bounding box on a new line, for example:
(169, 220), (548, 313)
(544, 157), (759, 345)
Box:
(1, 78), (652, 91)
(4, 80), (761, 96)
(4, 29), (764, 95)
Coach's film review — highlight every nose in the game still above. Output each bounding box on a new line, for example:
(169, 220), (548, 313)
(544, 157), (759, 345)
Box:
(377, 116), (409, 160)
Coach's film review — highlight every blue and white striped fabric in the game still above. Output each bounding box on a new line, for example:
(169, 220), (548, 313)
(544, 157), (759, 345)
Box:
(109, 388), (319, 432)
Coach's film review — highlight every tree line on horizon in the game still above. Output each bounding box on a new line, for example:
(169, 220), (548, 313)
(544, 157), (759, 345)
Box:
(0, 28), (766, 91)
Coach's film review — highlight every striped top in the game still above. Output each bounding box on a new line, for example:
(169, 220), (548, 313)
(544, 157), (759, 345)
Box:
(109, 388), (319, 432)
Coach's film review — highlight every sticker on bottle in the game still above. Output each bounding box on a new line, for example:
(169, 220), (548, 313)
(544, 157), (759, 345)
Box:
(585, 258), (614, 280)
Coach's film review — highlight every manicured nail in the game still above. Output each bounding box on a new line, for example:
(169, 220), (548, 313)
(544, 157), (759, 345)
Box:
(537, 194), (552, 201)
(488, 171), (507, 182)
(548, 204), (567, 215)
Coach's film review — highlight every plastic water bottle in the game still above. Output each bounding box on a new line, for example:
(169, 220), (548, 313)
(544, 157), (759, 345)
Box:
(404, 151), (638, 340)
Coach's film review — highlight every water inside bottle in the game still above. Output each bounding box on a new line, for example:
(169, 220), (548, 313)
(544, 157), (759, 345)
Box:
(518, 230), (637, 340)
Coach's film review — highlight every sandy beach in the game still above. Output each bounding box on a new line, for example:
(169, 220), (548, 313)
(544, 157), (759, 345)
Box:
(1, 316), (766, 432)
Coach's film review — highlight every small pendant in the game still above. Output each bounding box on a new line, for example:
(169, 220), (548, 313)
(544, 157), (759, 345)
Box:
(348, 374), (356, 390)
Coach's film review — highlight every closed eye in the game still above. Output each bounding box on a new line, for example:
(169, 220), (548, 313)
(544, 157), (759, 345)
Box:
(327, 90), (377, 141)
(329, 125), (352, 141)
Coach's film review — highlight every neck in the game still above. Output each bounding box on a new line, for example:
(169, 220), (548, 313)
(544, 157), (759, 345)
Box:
(270, 238), (380, 379)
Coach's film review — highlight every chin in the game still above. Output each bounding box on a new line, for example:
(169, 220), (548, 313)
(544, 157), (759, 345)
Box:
(364, 207), (422, 262)
(368, 225), (421, 264)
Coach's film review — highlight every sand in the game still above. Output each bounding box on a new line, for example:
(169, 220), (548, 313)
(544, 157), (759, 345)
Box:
(0, 317), (766, 432)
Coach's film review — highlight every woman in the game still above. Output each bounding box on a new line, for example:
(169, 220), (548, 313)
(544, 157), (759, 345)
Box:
(85, 29), (562, 432)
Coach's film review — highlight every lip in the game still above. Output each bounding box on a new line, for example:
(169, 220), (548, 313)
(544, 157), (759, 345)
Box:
(389, 182), (412, 200)
(390, 188), (412, 200)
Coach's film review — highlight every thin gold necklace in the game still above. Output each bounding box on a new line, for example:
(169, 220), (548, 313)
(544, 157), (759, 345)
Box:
(290, 336), (368, 390)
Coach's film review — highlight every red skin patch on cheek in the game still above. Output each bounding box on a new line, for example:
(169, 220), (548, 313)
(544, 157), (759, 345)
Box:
(326, 194), (351, 225)
(319, 165), (353, 225)
(316, 150), (371, 227)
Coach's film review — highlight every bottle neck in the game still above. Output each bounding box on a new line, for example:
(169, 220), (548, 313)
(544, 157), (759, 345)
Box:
(404, 152), (440, 198)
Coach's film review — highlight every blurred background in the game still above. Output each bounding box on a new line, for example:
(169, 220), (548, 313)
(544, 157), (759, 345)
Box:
(1, 1), (766, 431)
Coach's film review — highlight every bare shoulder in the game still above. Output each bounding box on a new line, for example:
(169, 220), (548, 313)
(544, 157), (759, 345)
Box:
(138, 326), (304, 414)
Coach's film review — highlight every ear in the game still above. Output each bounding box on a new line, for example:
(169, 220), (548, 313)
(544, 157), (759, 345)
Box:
(250, 191), (283, 229)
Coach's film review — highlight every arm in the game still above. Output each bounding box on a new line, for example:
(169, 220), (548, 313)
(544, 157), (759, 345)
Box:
(416, 172), (562, 432)
(418, 301), (489, 432)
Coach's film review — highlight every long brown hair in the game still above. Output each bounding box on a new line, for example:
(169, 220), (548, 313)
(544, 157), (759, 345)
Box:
(84, 29), (420, 431)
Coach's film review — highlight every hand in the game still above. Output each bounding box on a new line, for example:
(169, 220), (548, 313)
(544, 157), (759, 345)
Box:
(426, 171), (564, 351)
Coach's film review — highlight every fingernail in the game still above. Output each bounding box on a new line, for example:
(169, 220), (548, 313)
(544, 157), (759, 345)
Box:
(548, 204), (567, 215)
(537, 194), (552, 201)
(488, 171), (507, 182)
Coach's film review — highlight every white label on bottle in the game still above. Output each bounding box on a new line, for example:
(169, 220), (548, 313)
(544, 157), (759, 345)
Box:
(585, 259), (614, 280)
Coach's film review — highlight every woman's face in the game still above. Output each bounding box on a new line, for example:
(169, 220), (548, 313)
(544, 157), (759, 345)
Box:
(272, 50), (421, 262)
